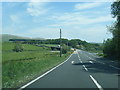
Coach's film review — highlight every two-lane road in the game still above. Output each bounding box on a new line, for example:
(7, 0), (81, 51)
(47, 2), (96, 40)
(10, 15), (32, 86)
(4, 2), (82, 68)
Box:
(20, 50), (119, 89)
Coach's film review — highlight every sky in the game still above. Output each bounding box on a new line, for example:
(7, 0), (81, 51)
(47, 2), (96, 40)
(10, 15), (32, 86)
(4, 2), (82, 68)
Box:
(2, 1), (116, 43)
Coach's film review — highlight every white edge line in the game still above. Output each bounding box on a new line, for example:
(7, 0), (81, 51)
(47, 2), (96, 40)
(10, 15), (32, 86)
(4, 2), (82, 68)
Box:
(90, 75), (103, 90)
(18, 52), (74, 89)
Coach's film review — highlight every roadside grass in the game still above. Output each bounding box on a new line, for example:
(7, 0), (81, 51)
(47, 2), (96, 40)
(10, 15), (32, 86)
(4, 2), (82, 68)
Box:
(96, 53), (105, 57)
(2, 42), (71, 88)
(0, 42), (2, 89)
(41, 44), (59, 47)
(2, 42), (48, 52)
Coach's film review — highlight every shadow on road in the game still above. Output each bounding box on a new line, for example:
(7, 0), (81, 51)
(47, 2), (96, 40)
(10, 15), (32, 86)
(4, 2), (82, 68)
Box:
(73, 60), (119, 75)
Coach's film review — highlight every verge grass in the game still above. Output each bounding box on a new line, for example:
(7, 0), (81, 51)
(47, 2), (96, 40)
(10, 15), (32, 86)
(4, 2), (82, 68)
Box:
(2, 42), (71, 88)
(41, 44), (59, 47)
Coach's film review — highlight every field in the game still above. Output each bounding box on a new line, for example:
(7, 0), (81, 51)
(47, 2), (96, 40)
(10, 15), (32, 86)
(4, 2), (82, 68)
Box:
(41, 44), (59, 47)
(2, 42), (72, 88)
(0, 42), (2, 89)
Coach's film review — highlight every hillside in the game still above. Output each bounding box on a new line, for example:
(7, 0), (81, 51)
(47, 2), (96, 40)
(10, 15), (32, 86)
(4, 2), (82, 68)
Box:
(1, 34), (45, 42)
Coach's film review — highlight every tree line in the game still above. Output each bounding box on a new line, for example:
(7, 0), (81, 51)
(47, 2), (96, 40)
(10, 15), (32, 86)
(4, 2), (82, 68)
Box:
(103, 1), (120, 60)
(21, 38), (102, 51)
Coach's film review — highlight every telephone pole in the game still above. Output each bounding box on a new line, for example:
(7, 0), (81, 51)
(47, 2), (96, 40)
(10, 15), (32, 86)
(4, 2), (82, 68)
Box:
(60, 29), (62, 57)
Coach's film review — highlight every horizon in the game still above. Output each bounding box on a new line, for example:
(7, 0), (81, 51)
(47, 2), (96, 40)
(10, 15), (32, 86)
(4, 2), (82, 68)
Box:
(2, 2), (115, 43)
(2, 33), (103, 43)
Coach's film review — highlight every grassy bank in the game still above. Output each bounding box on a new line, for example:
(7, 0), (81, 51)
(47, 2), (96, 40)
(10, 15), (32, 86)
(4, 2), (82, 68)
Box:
(2, 42), (72, 88)
(41, 44), (59, 47)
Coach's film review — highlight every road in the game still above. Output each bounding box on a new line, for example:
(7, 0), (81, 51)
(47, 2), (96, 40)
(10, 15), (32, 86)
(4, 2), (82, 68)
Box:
(20, 50), (119, 89)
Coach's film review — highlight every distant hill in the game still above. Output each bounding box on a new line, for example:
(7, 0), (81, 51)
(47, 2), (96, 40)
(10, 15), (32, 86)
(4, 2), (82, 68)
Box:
(0, 34), (45, 42)
(89, 42), (103, 46)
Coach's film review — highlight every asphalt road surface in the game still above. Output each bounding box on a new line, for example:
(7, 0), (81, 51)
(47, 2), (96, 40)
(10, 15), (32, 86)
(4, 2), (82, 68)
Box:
(20, 50), (119, 89)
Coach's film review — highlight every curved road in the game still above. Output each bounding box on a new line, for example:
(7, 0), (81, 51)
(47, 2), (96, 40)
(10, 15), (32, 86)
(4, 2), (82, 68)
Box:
(20, 50), (119, 89)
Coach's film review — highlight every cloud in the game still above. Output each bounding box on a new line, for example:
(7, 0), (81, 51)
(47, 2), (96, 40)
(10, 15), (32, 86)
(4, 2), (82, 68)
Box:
(27, 2), (48, 16)
(78, 26), (113, 42)
(74, 2), (103, 10)
(3, 2), (114, 43)
(50, 12), (114, 27)
(60, 25), (113, 43)
(1, 0), (115, 2)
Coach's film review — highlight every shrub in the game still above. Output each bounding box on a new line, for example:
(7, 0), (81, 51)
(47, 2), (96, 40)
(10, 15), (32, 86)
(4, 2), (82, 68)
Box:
(13, 42), (23, 52)
(61, 44), (70, 54)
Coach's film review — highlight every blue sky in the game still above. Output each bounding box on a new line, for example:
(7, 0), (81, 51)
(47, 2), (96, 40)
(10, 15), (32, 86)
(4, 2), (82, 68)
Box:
(2, 2), (115, 43)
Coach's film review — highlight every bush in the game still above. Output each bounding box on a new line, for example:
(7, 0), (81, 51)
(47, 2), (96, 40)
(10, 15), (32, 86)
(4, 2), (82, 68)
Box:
(13, 42), (23, 52)
(62, 48), (67, 54)
(61, 44), (70, 54)
(103, 39), (115, 57)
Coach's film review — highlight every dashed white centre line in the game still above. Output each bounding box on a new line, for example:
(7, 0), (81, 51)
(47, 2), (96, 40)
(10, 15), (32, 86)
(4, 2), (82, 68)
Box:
(90, 75), (103, 90)
(77, 51), (88, 71)
(83, 65), (88, 71)
(79, 59), (83, 63)
(89, 61), (93, 64)
(89, 57), (94, 60)
(78, 51), (103, 90)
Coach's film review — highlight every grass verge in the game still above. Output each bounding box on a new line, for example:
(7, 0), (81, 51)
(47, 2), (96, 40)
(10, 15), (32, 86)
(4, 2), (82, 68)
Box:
(2, 42), (72, 88)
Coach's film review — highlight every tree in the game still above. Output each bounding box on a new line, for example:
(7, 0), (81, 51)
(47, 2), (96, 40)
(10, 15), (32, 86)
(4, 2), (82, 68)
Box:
(103, 1), (120, 60)
(111, 1), (120, 59)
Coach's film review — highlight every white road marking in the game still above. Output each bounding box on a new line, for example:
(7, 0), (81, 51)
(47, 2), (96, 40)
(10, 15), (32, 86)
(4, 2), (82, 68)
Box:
(89, 61), (93, 64)
(109, 65), (120, 70)
(77, 52), (83, 64)
(78, 51), (103, 89)
(83, 65), (88, 71)
(88, 56), (94, 60)
(80, 59), (83, 63)
(90, 75), (103, 90)
(77, 53), (80, 59)
(71, 61), (74, 64)
(73, 50), (78, 54)
(86, 56), (106, 65)
(18, 52), (74, 89)
(87, 55), (120, 70)
(77, 51), (88, 71)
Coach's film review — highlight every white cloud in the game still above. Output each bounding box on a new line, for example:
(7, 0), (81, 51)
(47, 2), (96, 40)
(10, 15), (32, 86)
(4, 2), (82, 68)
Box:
(50, 12), (114, 27)
(27, 2), (48, 16)
(74, 2), (103, 10)
(78, 26), (113, 42)
(1, 0), (115, 2)
(60, 25), (113, 43)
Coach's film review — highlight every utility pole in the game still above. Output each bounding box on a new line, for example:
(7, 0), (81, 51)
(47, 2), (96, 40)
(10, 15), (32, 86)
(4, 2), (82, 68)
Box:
(67, 40), (68, 52)
(60, 29), (62, 57)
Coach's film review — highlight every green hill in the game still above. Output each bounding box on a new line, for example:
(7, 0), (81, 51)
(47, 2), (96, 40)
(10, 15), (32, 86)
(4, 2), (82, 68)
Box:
(1, 34), (45, 42)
